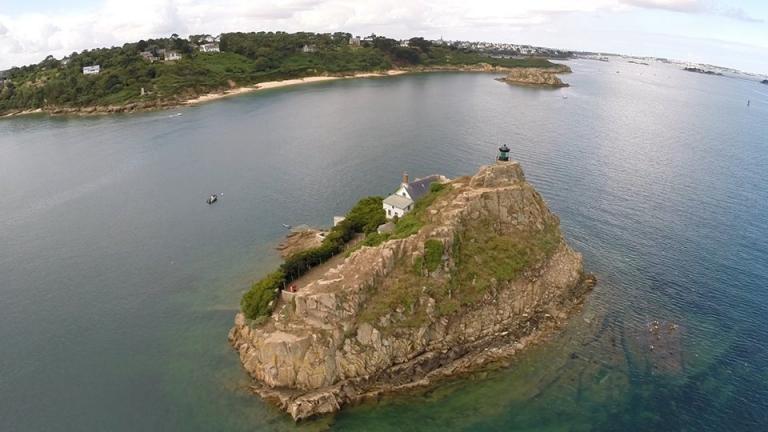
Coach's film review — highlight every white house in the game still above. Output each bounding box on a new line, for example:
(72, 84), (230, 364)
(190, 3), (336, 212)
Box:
(82, 65), (100, 75)
(164, 51), (182, 61)
(301, 44), (317, 53)
(349, 36), (361, 46)
(382, 172), (441, 219)
(200, 43), (220, 53)
(399, 39), (410, 47)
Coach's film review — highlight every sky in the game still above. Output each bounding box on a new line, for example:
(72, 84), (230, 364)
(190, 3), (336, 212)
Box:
(0, 0), (766, 74)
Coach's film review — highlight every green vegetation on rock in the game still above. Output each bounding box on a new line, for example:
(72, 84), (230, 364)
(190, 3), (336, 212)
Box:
(423, 239), (444, 273)
(360, 219), (563, 328)
(240, 270), (285, 320)
(240, 196), (385, 319)
(445, 220), (562, 307)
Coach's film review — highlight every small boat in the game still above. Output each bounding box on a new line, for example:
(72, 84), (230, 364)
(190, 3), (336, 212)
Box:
(206, 194), (218, 205)
(282, 223), (292, 229)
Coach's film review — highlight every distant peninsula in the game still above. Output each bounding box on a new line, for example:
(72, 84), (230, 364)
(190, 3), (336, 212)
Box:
(0, 32), (567, 117)
(229, 160), (595, 420)
(683, 67), (723, 76)
(762, 79), (768, 85)
(496, 64), (571, 87)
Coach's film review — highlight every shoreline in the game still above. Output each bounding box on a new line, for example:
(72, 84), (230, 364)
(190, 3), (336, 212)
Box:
(0, 70), (410, 119)
(182, 70), (408, 106)
(0, 64), (567, 119)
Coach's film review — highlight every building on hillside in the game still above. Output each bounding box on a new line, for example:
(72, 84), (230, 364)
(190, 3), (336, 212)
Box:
(301, 44), (317, 53)
(200, 43), (220, 53)
(164, 51), (182, 61)
(399, 39), (410, 47)
(349, 36), (361, 46)
(82, 65), (100, 75)
(140, 51), (158, 62)
(382, 172), (441, 219)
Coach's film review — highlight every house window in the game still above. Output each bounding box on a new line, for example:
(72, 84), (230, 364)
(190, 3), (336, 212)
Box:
(402, 192), (406, 197)
(387, 209), (391, 216)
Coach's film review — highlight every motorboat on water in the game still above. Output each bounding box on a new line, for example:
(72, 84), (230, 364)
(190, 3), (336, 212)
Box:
(206, 194), (218, 205)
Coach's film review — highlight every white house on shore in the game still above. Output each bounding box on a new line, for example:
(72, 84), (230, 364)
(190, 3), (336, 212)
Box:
(82, 65), (100, 75)
(383, 172), (441, 219)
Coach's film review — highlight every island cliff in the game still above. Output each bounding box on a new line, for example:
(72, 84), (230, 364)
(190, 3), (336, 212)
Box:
(229, 161), (594, 420)
(497, 64), (571, 87)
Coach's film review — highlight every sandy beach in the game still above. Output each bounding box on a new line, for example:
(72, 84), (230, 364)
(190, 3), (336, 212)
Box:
(183, 70), (408, 106)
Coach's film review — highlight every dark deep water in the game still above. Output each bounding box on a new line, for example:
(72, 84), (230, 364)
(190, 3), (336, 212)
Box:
(1, 60), (767, 431)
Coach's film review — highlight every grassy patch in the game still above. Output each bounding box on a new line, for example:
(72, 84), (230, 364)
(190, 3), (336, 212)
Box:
(358, 218), (563, 329)
(423, 239), (444, 273)
(448, 221), (561, 306)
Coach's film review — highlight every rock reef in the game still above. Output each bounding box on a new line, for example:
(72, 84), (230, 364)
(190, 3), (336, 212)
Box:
(497, 65), (571, 88)
(229, 162), (594, 420)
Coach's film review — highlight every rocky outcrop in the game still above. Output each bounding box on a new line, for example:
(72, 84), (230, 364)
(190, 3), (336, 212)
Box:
(229, 161), (594, 420)
(276, 228), (326, 258)
(498, 65), (571, 87)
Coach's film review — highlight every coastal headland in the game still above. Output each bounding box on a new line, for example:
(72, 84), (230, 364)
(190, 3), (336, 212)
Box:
(229, 161), (595, 420)
(1, 64), (569, 118)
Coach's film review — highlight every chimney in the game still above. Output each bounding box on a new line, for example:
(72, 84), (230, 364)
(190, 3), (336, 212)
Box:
(402, 171), (409, 185)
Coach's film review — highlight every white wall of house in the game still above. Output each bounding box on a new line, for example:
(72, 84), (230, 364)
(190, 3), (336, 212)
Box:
(82, 65), (100, 75)
(383, 202), (412, 219)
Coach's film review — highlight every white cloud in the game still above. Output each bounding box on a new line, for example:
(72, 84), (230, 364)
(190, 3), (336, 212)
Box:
(620, 0), (702, 12)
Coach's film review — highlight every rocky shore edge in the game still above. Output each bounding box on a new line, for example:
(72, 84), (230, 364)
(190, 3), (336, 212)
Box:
(230, 272), (596, 420)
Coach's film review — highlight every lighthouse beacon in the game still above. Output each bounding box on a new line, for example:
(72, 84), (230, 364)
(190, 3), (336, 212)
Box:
(497, 144), (510, 162)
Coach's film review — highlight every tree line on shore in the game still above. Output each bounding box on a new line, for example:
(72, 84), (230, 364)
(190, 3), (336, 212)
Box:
(0, 31), (560, 114)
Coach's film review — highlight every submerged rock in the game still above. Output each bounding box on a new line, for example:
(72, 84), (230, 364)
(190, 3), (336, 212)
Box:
(229, 161), (594, 420)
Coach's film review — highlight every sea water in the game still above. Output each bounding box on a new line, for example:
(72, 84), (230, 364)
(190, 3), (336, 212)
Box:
(1, 60), (766, 431)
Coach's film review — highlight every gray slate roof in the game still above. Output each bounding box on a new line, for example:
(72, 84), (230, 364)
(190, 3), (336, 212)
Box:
(383, 194), (413, 210)
(405, 175), (441, 201)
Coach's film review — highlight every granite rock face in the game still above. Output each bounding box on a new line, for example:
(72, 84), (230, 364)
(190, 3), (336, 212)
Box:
(229, 161), (593, 420)
(498, 65), (571, 87)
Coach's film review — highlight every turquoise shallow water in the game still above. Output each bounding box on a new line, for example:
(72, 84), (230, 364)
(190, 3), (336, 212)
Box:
(1, 60), (767, 431)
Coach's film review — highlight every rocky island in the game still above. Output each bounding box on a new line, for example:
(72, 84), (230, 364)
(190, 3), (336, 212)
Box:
(683, 67), (723, 76)
(496, 64), (571, 87)
(229, 158), (594, 420)
(761, 79), (768, 85)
